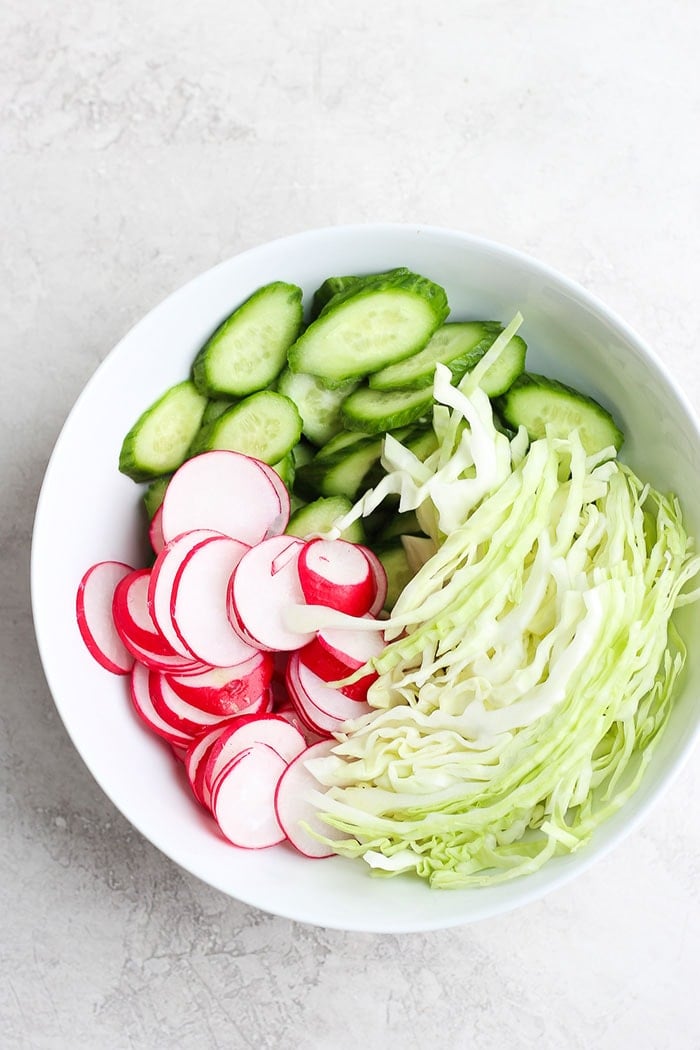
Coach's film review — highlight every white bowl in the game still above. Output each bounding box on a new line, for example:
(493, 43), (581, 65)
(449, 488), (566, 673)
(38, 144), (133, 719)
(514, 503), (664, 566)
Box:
(31, 224), (700, 932)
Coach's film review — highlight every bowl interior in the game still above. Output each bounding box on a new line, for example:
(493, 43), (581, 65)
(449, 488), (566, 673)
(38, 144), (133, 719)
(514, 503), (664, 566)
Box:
(31, 224), (700, 932)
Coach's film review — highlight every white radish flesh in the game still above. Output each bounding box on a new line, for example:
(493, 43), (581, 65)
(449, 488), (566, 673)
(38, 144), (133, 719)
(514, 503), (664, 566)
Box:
(170, 535), (258, 668)
(76, 561), (135, 675)
(161, 450), (288, 546)
(228, 536), (315, 652)
(211, 743), (287, 849)
(274, 740), (344, 858)
(298, 538), (375, 615)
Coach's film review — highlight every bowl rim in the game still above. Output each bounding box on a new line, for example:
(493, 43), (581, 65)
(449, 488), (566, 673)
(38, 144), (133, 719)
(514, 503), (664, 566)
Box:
(30, 222), (700, 931)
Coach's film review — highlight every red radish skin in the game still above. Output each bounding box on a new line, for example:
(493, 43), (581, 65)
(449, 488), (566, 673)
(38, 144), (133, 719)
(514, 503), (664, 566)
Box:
(76, 561), (136, 675)
(360, 546), (388, 615)
(148, 672), (241, 737)
(149, 505), (165, 555)
(112, 568), (172, 655)
(228, 536), (315, 652)
(202, 713), (306, 810)
(117, 632), (206, 675)
(164, 652), (274, 715)
(275, 740), (344, 858)
(299, 621), (384, 701)
(148, 529), (223, 658)
(185, 725), (230, 807)
(256, 461), (292, 521)
(161, 451), (289, 546)
(129, 663), (193, 748)
(169, 534), (258, 668)
(298, 538), (375, 615)
(211, 743), (287, 849)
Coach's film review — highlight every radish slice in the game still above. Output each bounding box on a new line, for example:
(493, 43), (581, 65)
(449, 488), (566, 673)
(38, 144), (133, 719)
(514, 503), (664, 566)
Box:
(275, 740), (344, 858)
(76, 561), (135, 675)
(148, 529), (223, 658)
(149, 672), (239, 737)
(286, 652), (370, 733)
(161, 451), (288, 546)
(149, 505), (165, 555)
(228, 536), (314, 652)
(256, 461), (292, 520)
(359, 545), (388, 616)
(298, 538), (375, 615)
(112, 568), (172, 655)
(165, 652), (274, 715)
(202, 713), (306, 809)
(170, 535), (258, 668)
(299, 621), (384, 701)
(129, 663), (193, 747)
(185, 725), (230, 807)
(211, 743), (287, 849)
(118, 633), (206, 675)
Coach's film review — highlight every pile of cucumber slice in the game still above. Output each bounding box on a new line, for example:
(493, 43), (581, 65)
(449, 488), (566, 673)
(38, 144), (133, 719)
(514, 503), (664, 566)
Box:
(119, 266), (623, 608)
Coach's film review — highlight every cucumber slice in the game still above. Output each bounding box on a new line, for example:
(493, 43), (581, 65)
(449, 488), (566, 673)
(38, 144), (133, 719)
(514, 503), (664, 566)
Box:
(143, 474), (172, 519)
(477, 335), (527, 397)
(119, 380), (207, 482)
(295, 435), (384, 501)
(341, 385), (433, 435)
(286, 496), (365, 542)
(496, 373), (624, 455)
(288, 270), (449, 384)
(292, 440), (316, 468)
(377, 510), (424, 542)
(374, 541), (414, 611)
(202, 397), (237, 425)
(368, 322), (501, 391)
(192, 281), (303, 398)
(272, 451), (295, 489)
(310, 268), (409, 319)
(314, 429), (368, 461)
(189, 390), (303, 464)
(277, 368), (357, 446)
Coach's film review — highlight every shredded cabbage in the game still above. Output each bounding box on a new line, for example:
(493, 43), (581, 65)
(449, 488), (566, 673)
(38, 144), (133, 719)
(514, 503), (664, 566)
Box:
(300, 358), (700, 888)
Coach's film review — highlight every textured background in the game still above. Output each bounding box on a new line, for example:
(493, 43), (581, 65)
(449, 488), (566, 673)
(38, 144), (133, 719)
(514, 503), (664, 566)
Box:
(3, 1), (700, 1047)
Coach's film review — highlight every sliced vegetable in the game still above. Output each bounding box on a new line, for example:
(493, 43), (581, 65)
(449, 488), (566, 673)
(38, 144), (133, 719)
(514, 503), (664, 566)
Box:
(119, 381), (207, 482)
(368, 321), (502, 390)
(189, 390), (303, 465)
(277, 368), (358, 446)
(288, 270), (449, 384)
(211, 743), (288, 848)
(76, 561), (136, 676)
(341, 385), (433, 435)
(285, 496), (366, 543)
(496, 372), (623, 455)
(170, 534), (258, 668)
(227, 536), (315, 652)
(274, 740), (345, 858)
(297, 538), (375, 615)
(160, 451), (289, 546)
(192, 281), (303, 398)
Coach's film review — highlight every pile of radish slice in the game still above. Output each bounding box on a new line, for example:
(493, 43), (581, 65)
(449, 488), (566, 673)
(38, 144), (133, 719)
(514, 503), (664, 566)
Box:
(75, 450), (388, 857)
